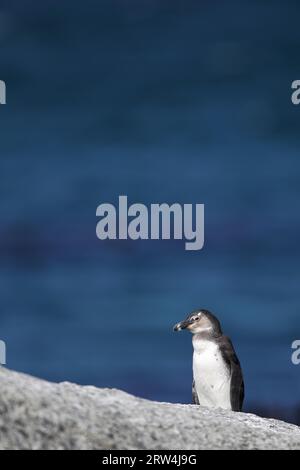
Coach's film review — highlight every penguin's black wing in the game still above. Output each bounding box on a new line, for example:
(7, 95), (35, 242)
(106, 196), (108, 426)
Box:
(218, 336), (244, 412)
(192, 379), (200, 405)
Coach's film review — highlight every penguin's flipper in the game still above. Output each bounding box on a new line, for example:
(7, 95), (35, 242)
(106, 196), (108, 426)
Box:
(218, 336), (244, 411)
(230, 362), (244, 412)
(192, 379), (200, 405)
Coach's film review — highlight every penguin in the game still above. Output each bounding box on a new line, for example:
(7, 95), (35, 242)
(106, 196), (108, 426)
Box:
(173, 309), (244, 412)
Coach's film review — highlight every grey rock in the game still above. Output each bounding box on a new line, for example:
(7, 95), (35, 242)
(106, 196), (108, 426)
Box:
(0, 367), (299, 450)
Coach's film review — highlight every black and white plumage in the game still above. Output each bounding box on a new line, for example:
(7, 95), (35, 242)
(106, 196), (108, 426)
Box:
(174, 309), (244, 412)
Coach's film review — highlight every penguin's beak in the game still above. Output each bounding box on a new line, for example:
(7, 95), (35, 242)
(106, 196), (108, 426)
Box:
(173, 319), (192, 332)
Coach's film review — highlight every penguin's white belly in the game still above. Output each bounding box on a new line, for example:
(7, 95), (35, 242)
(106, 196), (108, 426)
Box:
(193, 340), (232, 410)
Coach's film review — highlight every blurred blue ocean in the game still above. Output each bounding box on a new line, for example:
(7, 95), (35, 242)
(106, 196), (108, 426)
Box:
(1, 0), (300, 422)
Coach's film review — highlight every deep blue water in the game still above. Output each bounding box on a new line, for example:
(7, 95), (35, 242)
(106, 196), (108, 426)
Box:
(1, 0), (300, 421)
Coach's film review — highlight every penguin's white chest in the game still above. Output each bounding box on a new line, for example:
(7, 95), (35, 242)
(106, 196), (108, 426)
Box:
(192, 338), (232, 410)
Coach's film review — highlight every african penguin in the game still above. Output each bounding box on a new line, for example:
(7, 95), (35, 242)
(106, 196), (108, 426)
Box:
(173, 309), (244, 412)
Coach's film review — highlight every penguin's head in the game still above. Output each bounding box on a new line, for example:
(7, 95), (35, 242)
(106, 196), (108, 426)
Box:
(173, 309), (222, 336)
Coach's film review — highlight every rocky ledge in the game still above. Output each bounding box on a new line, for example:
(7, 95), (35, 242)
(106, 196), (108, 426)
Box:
(0, 367), (299, 450)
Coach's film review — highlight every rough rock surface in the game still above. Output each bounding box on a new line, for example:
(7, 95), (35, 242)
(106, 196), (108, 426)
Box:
(0, 367), (299, 450)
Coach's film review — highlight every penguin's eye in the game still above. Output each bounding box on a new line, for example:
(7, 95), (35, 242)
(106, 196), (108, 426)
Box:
(193, 316), (200, 321)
